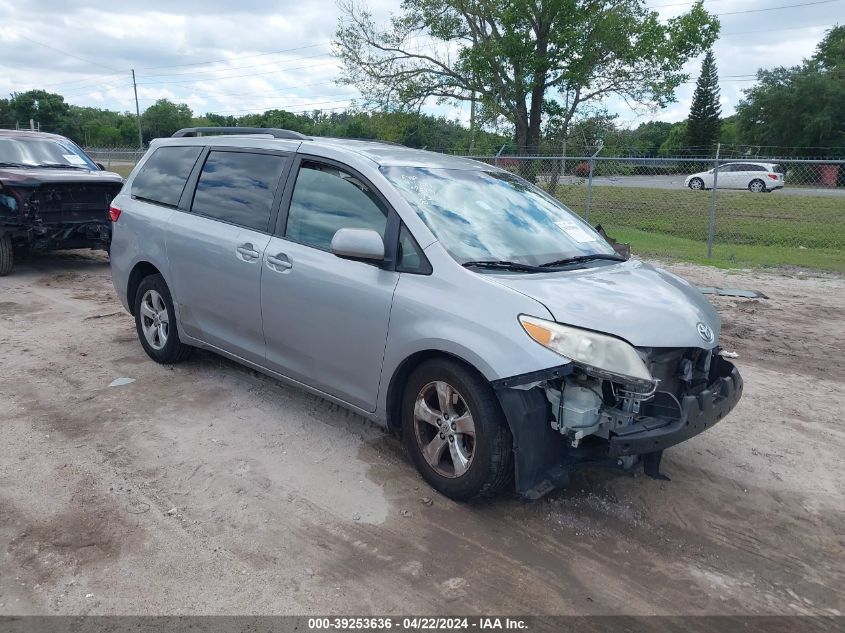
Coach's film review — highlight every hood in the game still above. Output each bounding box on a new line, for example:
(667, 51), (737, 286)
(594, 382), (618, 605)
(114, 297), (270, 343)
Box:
(0, 166), (124, 188)
(489, 259), (720, 349)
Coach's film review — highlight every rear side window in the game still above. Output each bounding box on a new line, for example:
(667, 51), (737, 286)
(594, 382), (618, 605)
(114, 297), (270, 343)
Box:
(132, 146), (202, 207)
(191, 151), (287, 232)
(285, 161), (388, 251)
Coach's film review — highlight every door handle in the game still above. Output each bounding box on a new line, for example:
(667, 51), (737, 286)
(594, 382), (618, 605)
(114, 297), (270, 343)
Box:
(236, 243), (260, 260)
(267, 253), (292, 271)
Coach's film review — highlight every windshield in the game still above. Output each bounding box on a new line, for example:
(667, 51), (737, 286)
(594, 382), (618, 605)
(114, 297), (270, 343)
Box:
(382, 166), (616, 266)
(0, 136), (97, 169)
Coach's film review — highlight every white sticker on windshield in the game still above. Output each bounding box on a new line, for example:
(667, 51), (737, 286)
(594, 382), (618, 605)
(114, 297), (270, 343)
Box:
(63, 154), (87, 165)
(555, 219), (596, 243)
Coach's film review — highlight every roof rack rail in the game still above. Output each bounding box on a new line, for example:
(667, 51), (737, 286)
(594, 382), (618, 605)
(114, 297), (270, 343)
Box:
(338, 137), (405, 147)
(171, 127), (309, 140)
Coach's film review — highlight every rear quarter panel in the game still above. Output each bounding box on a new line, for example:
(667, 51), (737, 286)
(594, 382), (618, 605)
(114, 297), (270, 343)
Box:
(109, 191), (175, 313)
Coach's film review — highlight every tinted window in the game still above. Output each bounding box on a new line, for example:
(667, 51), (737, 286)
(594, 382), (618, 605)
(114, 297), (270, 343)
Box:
(397, 224), (431, 274)
(132, 146), (202, 207)
(192, 151), (287, 232)
(285, 162), (387, 250)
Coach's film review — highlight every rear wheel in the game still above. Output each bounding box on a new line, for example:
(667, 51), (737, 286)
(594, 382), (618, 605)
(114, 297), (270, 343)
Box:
(133, 274), (192, 364)
(688, 177), (705, 191)
(401, 358), (512, 501)
(0, 233), (13, 276)
(749, 179), (766, 193)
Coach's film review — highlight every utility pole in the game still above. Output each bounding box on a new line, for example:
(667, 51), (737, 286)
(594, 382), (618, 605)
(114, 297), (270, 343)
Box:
(131, 69), (143, 149)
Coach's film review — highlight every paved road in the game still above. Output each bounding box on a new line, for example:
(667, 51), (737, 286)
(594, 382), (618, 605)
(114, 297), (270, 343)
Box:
(557, 174), (845, 197)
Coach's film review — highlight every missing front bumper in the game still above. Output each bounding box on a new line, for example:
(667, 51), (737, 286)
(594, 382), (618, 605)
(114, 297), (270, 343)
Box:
(494, 359), (743, 500)
(608, 361), (742, 457)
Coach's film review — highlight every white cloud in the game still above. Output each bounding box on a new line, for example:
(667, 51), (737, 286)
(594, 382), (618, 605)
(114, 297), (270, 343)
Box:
(0, 0), (840, 130)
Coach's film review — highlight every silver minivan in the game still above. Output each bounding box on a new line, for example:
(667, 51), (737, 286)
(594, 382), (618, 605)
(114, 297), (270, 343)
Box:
(110, 128), (742, 500)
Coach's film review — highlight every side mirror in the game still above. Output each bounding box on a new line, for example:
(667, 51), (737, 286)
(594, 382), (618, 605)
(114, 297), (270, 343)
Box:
(330, 228), (385, 262)
(96, 162), (106, 171)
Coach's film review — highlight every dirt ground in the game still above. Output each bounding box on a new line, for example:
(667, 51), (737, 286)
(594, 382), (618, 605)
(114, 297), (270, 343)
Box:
(0, 251), (843, 616)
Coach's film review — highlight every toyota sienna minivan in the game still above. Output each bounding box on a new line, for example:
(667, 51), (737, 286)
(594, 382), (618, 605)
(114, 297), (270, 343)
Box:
(110, 128), (742, 500)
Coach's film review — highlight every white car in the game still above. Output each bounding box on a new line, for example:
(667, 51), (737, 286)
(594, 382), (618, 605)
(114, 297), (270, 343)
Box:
(685, 161), (784, 193)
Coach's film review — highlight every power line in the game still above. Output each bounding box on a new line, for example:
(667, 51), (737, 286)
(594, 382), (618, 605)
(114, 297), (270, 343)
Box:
(198, 97), (357, 113)
(722, 23), (831, 36)
(717, 0), (842, 16)
(13, 33), (125, 72)
(134, 60), (338, 86)
(647, 0), (725, 9)
(136, 52), (333, 79)
(135, 42), (331, 71)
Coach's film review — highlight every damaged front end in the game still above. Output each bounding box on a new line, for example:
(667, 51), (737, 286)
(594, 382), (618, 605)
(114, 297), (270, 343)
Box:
(1, 181), (121, 252)
(494, 345), (742, 500)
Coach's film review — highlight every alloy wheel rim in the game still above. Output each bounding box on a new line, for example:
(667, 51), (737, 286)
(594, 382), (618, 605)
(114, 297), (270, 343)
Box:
(750, 181), (763, 192)
(140, 289), (169, 351)
(413, 381), (476, 478)
(691, 179), (703, 190)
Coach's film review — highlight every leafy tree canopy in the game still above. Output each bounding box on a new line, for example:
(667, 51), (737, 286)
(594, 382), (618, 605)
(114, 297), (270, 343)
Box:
(736, 25), (845, 154)
(334, 0), (719, 155)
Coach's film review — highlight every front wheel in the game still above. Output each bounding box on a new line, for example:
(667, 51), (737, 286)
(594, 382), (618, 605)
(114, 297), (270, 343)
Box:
(133, 274), (193, 364)
(401, 359), (513, 501)
(749, 179), (766, 193)
(688, 177), (705, 191)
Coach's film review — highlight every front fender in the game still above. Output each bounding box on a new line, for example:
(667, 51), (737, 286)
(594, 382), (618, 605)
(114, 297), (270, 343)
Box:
(375, 259), (565, 422)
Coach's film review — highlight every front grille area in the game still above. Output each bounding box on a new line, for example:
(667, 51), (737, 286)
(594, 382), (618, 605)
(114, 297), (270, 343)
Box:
(29, 184), (122, 224)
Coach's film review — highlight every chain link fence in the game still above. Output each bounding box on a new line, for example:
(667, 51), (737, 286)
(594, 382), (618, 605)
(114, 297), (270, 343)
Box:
(84, 147), (147, 173)
(462, 154), (845, 273)
(84, 144), (845, 272)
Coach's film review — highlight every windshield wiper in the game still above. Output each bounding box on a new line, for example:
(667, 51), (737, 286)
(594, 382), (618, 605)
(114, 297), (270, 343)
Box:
(37, 163), (89, 170)
(462, 260), (545, 272)
(0, 161), (35, 168)
(539, 253), (627, 268)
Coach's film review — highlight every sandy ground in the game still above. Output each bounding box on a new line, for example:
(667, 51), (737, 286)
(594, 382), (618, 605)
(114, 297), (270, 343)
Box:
(0, 251), (843, 616)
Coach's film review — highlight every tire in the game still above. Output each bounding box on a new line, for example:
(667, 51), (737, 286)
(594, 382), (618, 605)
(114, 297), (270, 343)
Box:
(133, 274), (192, 364)
(749, 179), (766, 193)
(0, 233), (13, 276)
(688, 177), (705, 191)
(401, 358), (513, 501)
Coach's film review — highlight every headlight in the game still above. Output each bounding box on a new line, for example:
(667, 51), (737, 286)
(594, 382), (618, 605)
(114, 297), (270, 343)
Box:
(519, 315), (653, 383)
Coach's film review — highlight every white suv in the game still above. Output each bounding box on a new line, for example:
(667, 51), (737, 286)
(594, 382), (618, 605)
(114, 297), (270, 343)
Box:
(685, 162), (784, 193)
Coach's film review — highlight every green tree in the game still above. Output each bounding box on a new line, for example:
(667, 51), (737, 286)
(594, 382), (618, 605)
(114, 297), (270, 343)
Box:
(621, 121), (674, 156)
(140, 99), (193, 142)
(0, 97), (13, 126)
(9, 90), (69, 131)
(334, 0), (719, 157)
(719, 115), (739, 146)
(685, 49), (721, 152)
(658, 121), (688, 156)
(736, 26), (845, 154)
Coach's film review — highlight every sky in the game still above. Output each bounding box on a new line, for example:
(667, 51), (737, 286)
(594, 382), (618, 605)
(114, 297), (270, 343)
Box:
(0, 0), (842, 131)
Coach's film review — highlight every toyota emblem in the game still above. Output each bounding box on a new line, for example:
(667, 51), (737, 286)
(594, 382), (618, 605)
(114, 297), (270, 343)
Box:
(697, 322), (714, 343)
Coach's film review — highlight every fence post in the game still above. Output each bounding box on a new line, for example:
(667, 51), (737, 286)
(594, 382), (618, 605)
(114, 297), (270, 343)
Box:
(584, 144), (603, 222)
(706, 143), (720, 259)
(494, 144), (506, 168)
